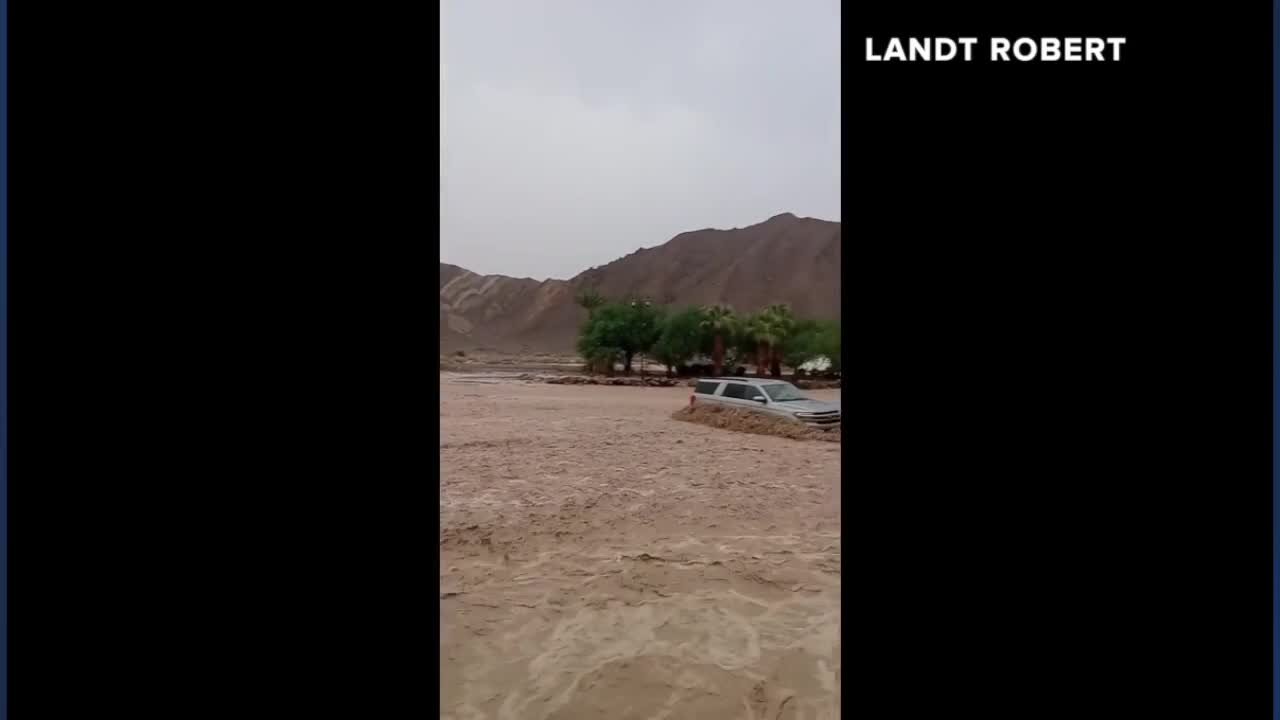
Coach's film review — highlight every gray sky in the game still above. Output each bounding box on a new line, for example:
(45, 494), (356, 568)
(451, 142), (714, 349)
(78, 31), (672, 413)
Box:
(441, 1), (841, 281)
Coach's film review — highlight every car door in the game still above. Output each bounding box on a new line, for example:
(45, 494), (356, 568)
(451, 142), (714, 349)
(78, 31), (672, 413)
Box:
(706, 381), (737, 409)
(718, 382), (760, 411)
(741, 383), (782, 417)
(694, 380), (724, 406)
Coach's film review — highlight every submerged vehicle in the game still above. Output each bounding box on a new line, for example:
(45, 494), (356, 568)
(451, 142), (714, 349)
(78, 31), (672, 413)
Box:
(690, 377), (841, 428)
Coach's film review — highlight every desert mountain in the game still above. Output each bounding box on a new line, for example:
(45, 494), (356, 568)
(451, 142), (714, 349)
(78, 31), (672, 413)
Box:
(440, 213), (840, 353)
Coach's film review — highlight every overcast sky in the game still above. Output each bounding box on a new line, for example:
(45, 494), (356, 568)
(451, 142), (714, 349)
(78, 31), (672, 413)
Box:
(441, 1), (840, 281)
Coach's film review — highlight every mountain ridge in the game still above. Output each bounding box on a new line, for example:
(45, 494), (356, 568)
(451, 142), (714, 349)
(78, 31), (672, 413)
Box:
(440, 213), (840, 353)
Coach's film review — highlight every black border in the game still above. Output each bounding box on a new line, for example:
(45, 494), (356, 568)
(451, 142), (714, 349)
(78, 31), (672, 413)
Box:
(9, 4), (444, 716)
(4, 2), (1276, 717)
(849, 4), (1272, 715)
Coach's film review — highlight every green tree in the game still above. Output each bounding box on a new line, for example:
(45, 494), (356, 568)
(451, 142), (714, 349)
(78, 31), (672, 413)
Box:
(577, 300), (663, 376)
(728, 314), (759, 374)
(782, 319), (839, 375)
(762, 304), (796, 377)
(781, 318), (821, 370)
(698, 304), (736, 376)
(574, 288), (611, 372)
(576, 320), (620, 376)
(653, 306), (707, 377)
(819, 322), (841, 374)
(739, 313), (771, 377)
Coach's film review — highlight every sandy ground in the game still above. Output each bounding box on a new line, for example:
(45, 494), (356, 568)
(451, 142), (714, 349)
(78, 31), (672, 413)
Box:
(441, 373), (841, 720)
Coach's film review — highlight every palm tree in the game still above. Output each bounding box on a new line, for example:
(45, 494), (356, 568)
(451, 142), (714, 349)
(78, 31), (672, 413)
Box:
(699, 304), (735, 376)
(763, 304), (796, 377)
(741, 313), (772, 378)
(575, 287), (605, 317)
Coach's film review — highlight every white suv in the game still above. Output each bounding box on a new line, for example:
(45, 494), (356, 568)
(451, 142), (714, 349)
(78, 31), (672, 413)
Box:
(690, 377), (841, 428)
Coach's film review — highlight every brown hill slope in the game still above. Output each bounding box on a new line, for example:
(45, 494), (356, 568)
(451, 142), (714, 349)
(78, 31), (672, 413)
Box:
(440, 213), (840, 353)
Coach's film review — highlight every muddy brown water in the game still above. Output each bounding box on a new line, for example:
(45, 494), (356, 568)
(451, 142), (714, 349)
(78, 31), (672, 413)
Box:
(441, 375), (840, 719)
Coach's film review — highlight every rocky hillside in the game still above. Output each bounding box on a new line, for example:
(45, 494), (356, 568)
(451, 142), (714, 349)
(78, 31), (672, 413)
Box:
(440, 213), (840, 353)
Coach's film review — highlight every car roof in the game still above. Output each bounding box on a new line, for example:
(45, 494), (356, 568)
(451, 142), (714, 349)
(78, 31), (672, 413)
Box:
(697, 377), (782, 385)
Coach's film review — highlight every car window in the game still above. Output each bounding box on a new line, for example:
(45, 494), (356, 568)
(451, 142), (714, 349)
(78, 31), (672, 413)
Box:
(721, 383), (748, 399)
(695, 381), (722, 395)
(762, 383), (807, 401)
